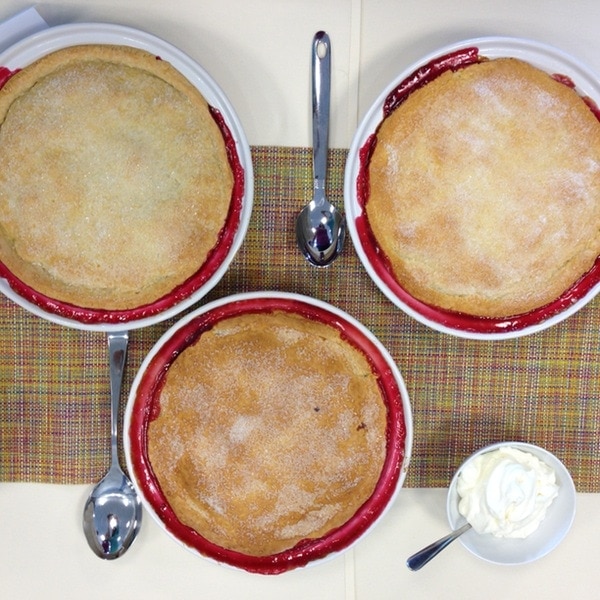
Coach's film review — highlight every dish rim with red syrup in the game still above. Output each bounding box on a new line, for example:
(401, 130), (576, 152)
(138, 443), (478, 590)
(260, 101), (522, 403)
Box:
(344, 36), (600, 339)
(124, 291), (413, 574)
(0, 23), (253, 331)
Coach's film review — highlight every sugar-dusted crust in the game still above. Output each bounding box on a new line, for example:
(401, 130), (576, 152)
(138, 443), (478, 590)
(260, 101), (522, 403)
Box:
(147, 310), (387, 557)
(0, 44), (233, 309)
(367, 57), (600, 317)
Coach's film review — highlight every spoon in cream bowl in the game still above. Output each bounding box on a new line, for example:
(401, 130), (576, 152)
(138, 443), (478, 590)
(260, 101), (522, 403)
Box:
(83, 331), (142, 559)
(295, 30), (345, 266)
(406, 522), (472, 570)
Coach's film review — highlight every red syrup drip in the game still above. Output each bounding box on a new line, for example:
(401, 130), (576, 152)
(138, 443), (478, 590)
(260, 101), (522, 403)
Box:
(355, 48), (600, 334)
(383, 47), (480, 116)
(128, 296), (407, 574)
(551, 72), (600, 122)
(552, 72), (576, 88)
(0, 66), (19, 88)
(0, 99), (246, 325)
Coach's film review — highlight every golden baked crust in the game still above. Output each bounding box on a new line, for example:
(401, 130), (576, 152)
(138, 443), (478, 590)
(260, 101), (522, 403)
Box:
(367, 57), (600, 317)
(0, 44), (233, 309)
(147, 310), (387, 557)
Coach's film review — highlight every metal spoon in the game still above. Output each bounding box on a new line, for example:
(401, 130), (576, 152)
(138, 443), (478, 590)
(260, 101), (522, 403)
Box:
(83, 331), (142, 560)
(295, 30), (345, 266)
(406, 522), (472, 571)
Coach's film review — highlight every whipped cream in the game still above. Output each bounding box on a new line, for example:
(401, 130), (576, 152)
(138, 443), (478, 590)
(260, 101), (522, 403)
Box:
(456, 446), (559, 538)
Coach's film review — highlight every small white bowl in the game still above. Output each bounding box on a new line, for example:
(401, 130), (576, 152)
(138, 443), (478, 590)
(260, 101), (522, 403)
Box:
(447, 441), (576, 565)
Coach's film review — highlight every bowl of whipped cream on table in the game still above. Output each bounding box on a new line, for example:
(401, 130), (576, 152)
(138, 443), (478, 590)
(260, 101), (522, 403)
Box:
(447, 441), (576, 565)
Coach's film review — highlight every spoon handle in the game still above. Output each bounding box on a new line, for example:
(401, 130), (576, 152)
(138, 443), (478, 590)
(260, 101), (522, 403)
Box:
(107, 331), (129, 468)
(312, 30), (330, 196)
(406, 522), (472, 571)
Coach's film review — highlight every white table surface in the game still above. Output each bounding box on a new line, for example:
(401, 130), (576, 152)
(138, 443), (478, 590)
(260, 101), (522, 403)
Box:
(1, 2), (600, 598)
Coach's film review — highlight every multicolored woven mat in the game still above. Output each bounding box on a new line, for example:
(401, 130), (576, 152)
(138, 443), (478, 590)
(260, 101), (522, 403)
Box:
(1, 146), (600, 491)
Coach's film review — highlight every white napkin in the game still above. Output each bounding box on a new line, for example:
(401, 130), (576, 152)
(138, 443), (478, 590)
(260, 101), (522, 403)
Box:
(0, 7), (48, 55)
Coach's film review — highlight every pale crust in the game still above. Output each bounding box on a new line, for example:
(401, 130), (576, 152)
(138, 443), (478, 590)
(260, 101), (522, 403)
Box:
(0, 44), (233, 309)
(147, 311), (387, 557)
(367, 58), (600, 317)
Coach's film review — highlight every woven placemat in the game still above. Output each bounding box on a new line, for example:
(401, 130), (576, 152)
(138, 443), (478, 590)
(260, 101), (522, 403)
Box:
(1, 146), (599, 491)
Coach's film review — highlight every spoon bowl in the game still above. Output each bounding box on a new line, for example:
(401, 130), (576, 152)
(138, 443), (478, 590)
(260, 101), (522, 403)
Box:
(296, 197), (345, 266)
(296, 31), (345, 266)
(83, 465), (142, 559)
(83, 331), (142, 559)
